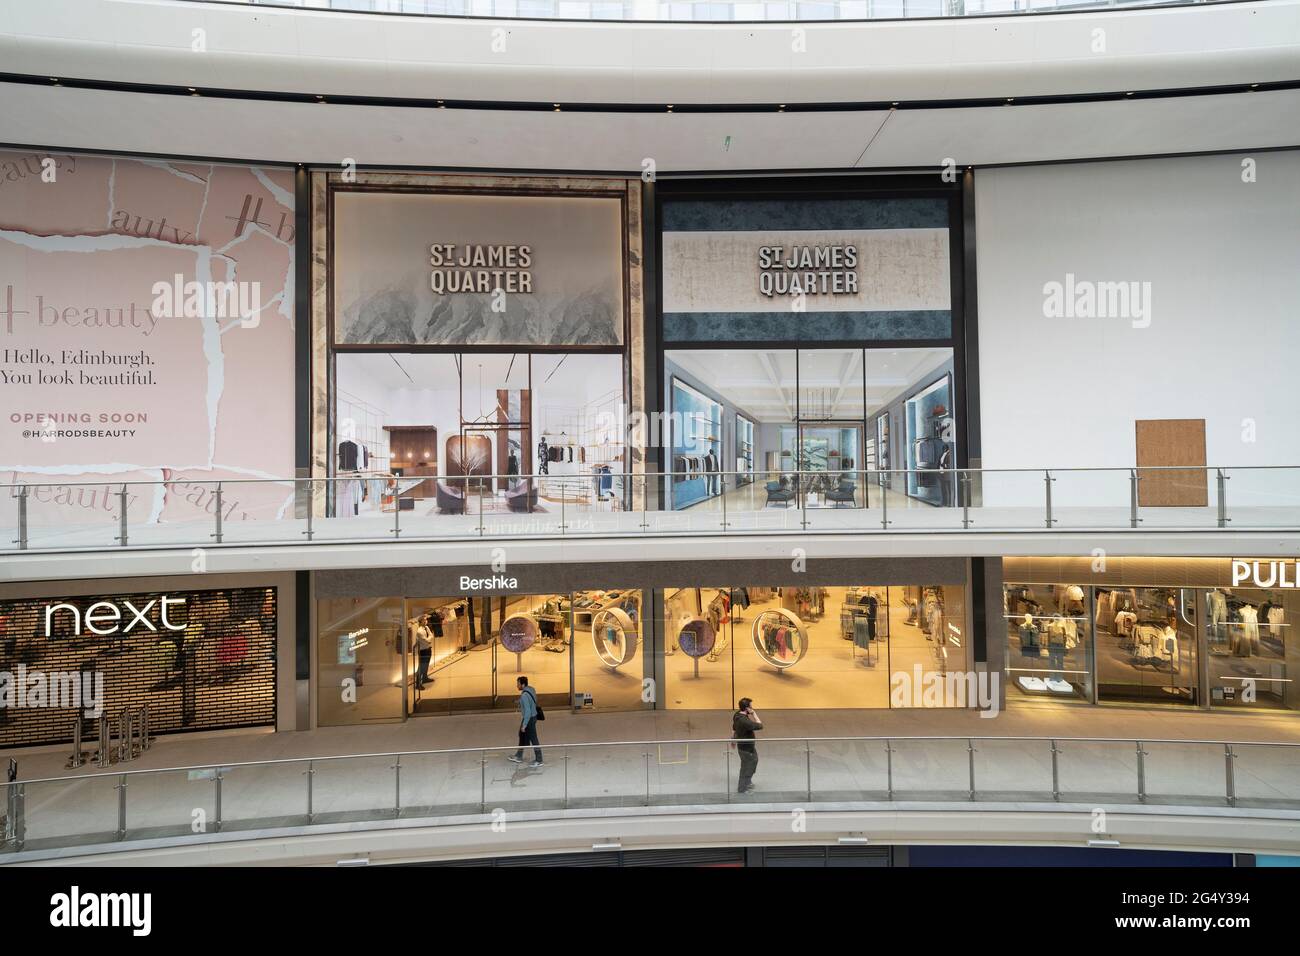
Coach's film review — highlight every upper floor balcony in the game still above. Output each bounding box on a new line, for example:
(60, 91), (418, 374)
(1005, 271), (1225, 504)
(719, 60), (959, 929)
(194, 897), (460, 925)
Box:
(4, 464), (1298, 581)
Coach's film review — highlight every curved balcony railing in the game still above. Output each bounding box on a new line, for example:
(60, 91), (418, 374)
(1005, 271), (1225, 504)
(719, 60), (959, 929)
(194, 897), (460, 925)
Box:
(1, 465), (1296, 554)
(3, 734), (1297, 856)
(207, 0), (1239, 24)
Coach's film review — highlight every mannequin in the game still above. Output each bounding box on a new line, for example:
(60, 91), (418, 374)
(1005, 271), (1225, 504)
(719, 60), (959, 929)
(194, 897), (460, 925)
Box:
(1207, 588), (1229, 648)
(1234, 603), (1260, 657)
(1019, 613), (1041, 657)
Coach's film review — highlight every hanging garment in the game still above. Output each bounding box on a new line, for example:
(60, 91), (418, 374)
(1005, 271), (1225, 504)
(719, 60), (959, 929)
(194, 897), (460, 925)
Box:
(1133, 624), (1162, 661)
(338, 440), (359, 471)
(853, 616), (872, 650)
(1267, 605), (1286, 637)
(1114, 611), (1137, 638)
(1059, 584), (1086, 615)
(336, 479), (360, 517)
(1234, 605), (1261, 657)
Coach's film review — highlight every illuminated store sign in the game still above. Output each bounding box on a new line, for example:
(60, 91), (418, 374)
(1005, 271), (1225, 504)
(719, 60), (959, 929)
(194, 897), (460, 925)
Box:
(1232, 560), (1300, 588)
(43, 595), (187, 637)
(1, 586), (276, 748)
(458, 575), (519, 590)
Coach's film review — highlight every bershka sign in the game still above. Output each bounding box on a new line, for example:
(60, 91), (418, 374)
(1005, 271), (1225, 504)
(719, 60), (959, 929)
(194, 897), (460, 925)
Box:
(43, 596), (186, 637)
(1232, 560), (1300, 588)
(459, 575), (519, 591)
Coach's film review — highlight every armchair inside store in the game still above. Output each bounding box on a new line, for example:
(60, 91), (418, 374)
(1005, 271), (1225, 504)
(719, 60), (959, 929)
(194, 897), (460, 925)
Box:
(1003, 557), (1300, 713)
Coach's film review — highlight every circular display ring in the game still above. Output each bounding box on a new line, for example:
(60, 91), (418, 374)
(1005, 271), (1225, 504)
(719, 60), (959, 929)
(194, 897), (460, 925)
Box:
(751, 607), (808, 669)
(500, 614), (539, 654)
(678, 618), (716, 659)
(592, 607), (639, 668)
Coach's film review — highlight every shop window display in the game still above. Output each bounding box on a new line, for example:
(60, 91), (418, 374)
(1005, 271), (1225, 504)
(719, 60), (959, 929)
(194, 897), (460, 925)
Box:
(1003, 583), (1094, 703)
(903, 373), (955, 507)
(1206, 587), (1300, 711)
(571, 589), (646, 712)
(664, 584), (968, 710)
(319, 589), (645, 723)
(1095, 586), (1197, 705)
(664, 347), (955, 514)
(333, 352), (625, 519)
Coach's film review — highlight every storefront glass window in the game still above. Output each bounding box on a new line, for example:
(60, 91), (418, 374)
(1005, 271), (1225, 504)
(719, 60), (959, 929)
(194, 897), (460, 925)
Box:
(1206, 588), (1299, 711)
(334, 351), (624, 517)
(317, 597), (405, 726)
(320, 590), (645, 723)
(664, 347), (956, 512)
(572, 589), (646, 712)
(664, 350), (796, 510)
(1003, 582), (1094, 704)
(664, 585), (969, 710)
(1095, 586), (1197, 706)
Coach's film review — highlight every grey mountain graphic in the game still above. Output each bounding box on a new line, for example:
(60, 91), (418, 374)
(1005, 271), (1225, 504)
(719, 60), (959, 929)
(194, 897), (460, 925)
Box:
(340, 285), (621, 346)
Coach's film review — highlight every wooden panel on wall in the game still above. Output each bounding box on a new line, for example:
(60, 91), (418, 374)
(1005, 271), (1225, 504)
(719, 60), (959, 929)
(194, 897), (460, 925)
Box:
(1136, 419), (1208, 507)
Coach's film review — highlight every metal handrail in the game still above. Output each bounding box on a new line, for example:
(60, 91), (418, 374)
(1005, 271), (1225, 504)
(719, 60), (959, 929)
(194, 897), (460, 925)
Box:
(2, 463), (1291, 492)
(4, 464), (1296, 554)
(6, 733), (1298, 789)
(5, 731), (1294, 854)
(206, 0), (1237, 25)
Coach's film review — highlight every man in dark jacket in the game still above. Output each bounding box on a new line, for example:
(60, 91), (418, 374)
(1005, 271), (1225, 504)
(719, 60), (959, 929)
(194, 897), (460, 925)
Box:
(508, 675), (543, 767)
(732, 697), (762, 793)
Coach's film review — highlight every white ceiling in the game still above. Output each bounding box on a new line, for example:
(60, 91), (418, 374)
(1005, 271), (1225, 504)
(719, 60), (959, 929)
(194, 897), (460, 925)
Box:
(1, 0), (1297, 169)
(2, 81), (1297, 170)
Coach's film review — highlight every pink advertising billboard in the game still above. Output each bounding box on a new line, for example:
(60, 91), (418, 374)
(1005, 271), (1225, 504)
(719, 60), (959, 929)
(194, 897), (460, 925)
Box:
(0, 150), (296, 532)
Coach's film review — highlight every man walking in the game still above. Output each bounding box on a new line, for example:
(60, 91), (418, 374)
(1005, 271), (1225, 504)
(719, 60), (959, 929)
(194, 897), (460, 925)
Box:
(508, 675), (543, 768)
(732, 697), (762, 793)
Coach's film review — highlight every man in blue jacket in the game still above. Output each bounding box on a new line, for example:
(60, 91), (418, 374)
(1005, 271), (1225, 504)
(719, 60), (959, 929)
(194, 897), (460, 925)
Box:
(508, 675), (543, 767)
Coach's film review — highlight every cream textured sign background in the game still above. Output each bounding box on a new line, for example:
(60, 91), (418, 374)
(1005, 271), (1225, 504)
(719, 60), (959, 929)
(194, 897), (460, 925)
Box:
(662, 228), (950, 314)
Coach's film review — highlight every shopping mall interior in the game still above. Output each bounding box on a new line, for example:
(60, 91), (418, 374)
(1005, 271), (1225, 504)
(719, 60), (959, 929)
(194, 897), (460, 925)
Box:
(1, 0), (1299, 880)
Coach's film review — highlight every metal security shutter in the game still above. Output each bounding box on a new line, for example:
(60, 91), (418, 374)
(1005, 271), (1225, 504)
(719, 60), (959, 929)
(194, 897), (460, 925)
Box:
(826, 845), (891, 867)
(622, 848), (745, 867)
(761, 846), (892, 867)
(497, 852), (621, 867)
